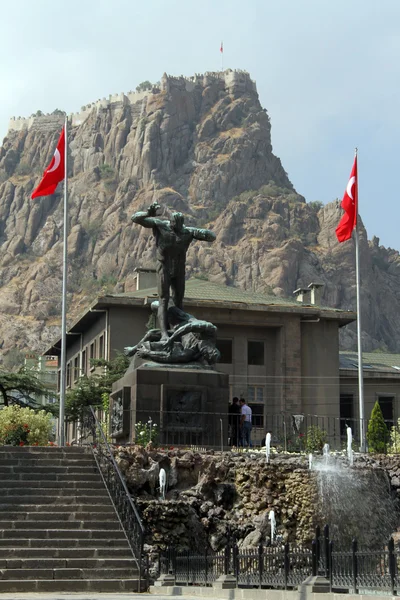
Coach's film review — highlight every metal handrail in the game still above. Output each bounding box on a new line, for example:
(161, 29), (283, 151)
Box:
(83, 406), (145, 587)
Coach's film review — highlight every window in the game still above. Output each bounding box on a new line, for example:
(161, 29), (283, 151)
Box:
(217, 339), (232, 364)
(248, 341), (264, 365)
(99, 334), (104, 359)
(66, 362), (71, 388)
(89, 341), (96, 370)
(378, 396), (394, 429)
(81, 349), (87, 376)
(247, 386), (264, 427)
(73, 356), (79, 382)
(340, 393), (353, 436)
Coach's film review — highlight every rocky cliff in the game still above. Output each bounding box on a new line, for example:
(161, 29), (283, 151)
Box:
(0, 69), (399, 361)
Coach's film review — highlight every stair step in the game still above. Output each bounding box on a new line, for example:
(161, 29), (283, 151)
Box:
(0, 567), (137, 580)
(0, 578), (143, 592)
(0, 487), (107, 496)
(0, 529), (125, 539)
(0, 520), (122, 530)
(0, 511), (118, 522)
(0, 446), (87, 453)
(0, 547), (133, 558)
(0, 459), (96, 467)
(0, 538), (129, 549)
(0, 503), (114, 513)
(0, 472), (100, 482)
(0, 480), (104, 489)
(0, 558), (136, 569)
(1, 495), (111, 504)
(0, 465), (98, 474)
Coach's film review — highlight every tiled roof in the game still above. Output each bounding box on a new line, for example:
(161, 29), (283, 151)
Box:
(339, 351), (400, 374)
(108, 278), (349, 313)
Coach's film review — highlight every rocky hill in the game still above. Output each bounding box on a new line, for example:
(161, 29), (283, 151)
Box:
(0, 69), (399, 362)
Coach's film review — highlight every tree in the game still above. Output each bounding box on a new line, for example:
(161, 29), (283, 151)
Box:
(65, 353), (129, 421)
(0, 367), (52, 408)
(136, 80), (152, 93)
(367, 401), (388, 453)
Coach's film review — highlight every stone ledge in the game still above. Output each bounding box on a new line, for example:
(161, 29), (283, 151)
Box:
(149, 586), (397, 600)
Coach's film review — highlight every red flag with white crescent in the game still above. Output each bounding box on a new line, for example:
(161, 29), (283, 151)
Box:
(31, 127), (65, 199)
(220, 41), (223, 53)
(335, 155), (358, 243)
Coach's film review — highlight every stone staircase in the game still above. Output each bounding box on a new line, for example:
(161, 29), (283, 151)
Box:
(0, 445), (142, 592)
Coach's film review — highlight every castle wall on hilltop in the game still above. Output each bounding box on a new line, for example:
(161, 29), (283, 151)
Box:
(7, 70), (257, 134)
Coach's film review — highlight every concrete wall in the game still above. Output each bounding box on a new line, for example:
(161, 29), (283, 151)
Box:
(340, 374), (400, 427)
(301, 319), (340, 418)
(108, 305), (149, 358)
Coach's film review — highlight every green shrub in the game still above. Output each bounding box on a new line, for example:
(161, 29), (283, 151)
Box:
(389, 419), (400, 453)
(305, 425), (327, 453)
(367, 401), (388, 453)
(0, 405), (53, 446)
(135, 420), (158, 446)
(99, 163), (114, 179)
(15, 162), (31, 176)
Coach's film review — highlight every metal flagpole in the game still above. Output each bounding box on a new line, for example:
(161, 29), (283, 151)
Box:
(353, 148), (365, 451)
(58, 114), (68, 446)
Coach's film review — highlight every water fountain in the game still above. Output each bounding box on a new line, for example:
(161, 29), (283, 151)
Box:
(308, 453), (313, 470)
(159, 468), (166, 500)
(265, 432), (271, 463)
(322, 443), (329, 466)
(347, 426), (353, 466)
(312, 450), (398, 547)
(268, 509), (276, 543)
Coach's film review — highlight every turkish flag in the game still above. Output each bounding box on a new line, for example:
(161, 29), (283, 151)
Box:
(220, 41), (223, 53)
(335, 155), (358, 243)
(31, 127), (65, 199)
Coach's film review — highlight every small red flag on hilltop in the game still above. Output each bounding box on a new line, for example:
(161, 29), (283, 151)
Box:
(335, 155), (358, 243)
(31, 127), (65, 199)
(220, 41), (223, 53)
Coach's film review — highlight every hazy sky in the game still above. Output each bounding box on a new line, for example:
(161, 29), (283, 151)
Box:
(1, 0), (399, 249)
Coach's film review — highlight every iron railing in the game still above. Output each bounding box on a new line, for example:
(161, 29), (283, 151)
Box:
(81, 407), (145, 575)
(160, 526), (400, 594)
(115, 408), (394, 452)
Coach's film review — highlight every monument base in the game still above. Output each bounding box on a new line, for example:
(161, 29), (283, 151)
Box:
(110, 363), (229, 448)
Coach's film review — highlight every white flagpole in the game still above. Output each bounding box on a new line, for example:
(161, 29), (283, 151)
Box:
(353, 148), (365, 451)
(58, 115), (68, 446)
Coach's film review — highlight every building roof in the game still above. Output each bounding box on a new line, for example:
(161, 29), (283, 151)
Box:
(97, 278), (356, 321)
(44, 279), (356, 355)
(340, 351), (400, 376)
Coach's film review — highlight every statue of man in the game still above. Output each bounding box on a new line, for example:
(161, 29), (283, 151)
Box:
(131, 202), (216, 339)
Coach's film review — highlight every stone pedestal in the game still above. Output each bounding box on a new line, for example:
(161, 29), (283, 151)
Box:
(110, 363), (229, 448)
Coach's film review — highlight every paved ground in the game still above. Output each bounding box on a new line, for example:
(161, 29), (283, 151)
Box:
(0, 595), (206, 600)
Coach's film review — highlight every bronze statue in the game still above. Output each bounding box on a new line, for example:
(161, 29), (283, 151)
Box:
(124, 305), (220, 366)
(131, 202), (216, 340)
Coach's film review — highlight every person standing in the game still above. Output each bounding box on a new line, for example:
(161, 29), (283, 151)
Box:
(240, 398), (252, 448)
(228, 397), (241, 446)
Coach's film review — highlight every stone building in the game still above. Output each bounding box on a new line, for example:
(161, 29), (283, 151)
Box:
(44, 269), (361, 445)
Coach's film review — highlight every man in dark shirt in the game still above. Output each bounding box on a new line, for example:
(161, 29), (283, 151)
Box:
(228, 397), (241, 446)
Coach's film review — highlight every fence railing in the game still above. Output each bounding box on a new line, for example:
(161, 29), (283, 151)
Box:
(114, 408), (395, 452)
(80, 407), (145, 581)
(159, 526), (399, 594)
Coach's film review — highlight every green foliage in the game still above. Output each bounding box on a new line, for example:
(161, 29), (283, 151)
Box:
(99, 163), (114, 179)
(367, 401), (388, 453)
(136, 80), (153, 92)
(0, 367), (52, 408)
(15, 161), (31, 176)
(388, 419), (400, 453)
(305, 425), (327, 453)
(308, 201), (323, 212)
(65, 353), (129, 422)
(194, 272), (208, 281)
(0, 405), (53, 446)
(135, 420), (158, 446)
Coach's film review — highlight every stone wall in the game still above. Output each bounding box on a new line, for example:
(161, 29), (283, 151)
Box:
(7, 69), (256, 134)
